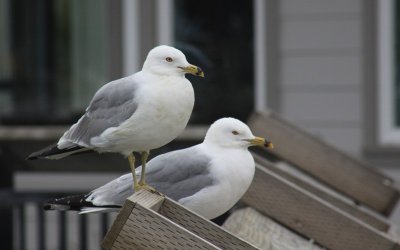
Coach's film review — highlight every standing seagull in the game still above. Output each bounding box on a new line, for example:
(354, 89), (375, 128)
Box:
(44, 118), (274, 219)
(27, 45), (204, 191)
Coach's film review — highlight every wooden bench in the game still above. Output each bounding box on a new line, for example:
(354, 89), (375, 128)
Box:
(248, 111), (399, 215)
(241, 164), (399, 250)
(243, 111), (400, 249)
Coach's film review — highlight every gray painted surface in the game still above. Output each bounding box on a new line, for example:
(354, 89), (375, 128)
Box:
(280, 0), (361, 15)
(106, 1), (123, 80)
(281, 19), (361, 51)
(282, 92), (362, 123)
(281, 55), (361, 87)
(277, 2), (400, 215)
(302, 126), (362, 156)
(278, 0), (363, 156)
(139, 0), (157, 63)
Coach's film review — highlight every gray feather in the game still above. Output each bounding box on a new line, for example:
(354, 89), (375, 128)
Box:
(85, 173), (133, 206)
(87, 145), (214, 206)
(63, 76), (138, 145)
(147, 147), (213, 200)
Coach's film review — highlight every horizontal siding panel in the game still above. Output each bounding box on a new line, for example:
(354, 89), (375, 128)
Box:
(281, 55), (361, 86)
(282, 91), (361, 122)
(282, 84), (360, 93)
(297, 125), (362, 156)
(281, 19), (361, 51)
(277, 0), (364, 157)
(281, 0), (361, 15)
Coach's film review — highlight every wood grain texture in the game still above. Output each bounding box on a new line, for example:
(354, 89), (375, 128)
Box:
(242, 165), (399, 250)
(248, 111), (399, 214)
(160, 198), (259, 250)
(102, 200), (135, 249)
(102, 190), (258, 250)
(223, 207), (323, 250)
(253, 153), (390, 232)
(111, 203), (220, 250)
(127, 189), (165, 211)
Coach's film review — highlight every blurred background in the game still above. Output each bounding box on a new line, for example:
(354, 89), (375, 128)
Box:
(0, 0), (399, 249)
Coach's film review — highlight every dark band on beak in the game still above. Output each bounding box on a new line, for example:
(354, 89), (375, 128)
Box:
(245, 137), (273, 149)
(265, 140), (274, 149)
(195, 67), (204, 76)
(179, 65), (205, 77)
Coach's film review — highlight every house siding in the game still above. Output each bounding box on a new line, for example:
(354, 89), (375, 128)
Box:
(278, 0), (363, 156)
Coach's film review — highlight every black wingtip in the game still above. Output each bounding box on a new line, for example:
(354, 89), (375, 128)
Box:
(43, 194), (122, 212)
(43, 203), (72, 211)
(26, 143), (86, 161)
(26, 143), (59, 161)
(43, 203), (51, 210)
(26, 153), (39, 160)
(43, 194), (89, 211)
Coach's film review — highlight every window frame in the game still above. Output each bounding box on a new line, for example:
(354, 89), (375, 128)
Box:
(0, 0), (271, 139)
(254, 0), (268, 112)
(152, 0), (270, 113)
(122, 0), (141, 75)
(377, 0), (400, 145)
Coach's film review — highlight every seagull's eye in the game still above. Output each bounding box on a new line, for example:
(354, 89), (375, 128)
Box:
(232, 131), (239, 135)
(166, 57), (173, 62)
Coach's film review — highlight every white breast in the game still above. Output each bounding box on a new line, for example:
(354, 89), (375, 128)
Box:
(179, 147), (255, 219)
(91, 74), (194, 155)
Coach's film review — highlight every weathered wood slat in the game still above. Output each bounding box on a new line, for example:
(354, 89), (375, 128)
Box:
(160, 198), (259, 250)
(102, 191), (221, 250)
(248, 111), (399, 214)
(241, 165), (399, 250)
(102, 200), (135, 249)
(223, 207), (324, 250)
(102, 190), (258, 250)
(253, 153), (390, 232)
(114, 203), (220, 250)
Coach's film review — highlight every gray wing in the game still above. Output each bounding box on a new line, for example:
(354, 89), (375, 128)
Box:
(146, 146), (214, 201)
(86, 145), (214, 206)
(85, 173), (134, 206)
(62, 76), (139, 146)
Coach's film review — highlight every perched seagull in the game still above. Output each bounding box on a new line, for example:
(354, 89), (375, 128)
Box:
(44, 118), (274, 219)
(27, 45), (204, 191)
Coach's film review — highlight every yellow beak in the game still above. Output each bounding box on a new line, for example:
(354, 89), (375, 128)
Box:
(180, 64), (204, 77)
(246, 136), (274, 149)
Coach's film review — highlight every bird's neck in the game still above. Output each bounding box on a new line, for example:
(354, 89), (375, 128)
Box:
(142, 67), (185, 79)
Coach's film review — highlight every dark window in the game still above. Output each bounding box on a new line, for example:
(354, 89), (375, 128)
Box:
(0, 0), (119, 125)
(174, 0), (254, 124)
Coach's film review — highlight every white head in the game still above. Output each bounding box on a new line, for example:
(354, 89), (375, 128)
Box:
(142, 45), (204, 77)
(204, 118), (274, 149)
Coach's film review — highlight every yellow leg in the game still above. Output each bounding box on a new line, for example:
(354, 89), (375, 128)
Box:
(139, 151), (149, 186)
(138, 151), (161, 194)
(128, 154), (139, 191)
